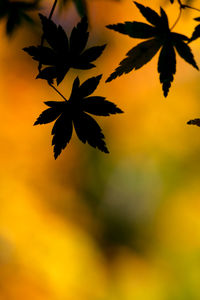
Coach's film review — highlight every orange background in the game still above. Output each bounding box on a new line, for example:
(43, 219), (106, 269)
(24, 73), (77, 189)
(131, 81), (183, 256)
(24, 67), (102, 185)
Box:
(1, 0), (200, 299)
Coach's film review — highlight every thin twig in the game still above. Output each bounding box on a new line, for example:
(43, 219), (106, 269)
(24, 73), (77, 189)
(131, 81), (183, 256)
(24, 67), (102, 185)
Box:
(48, 0), (58, 19)
(48, 83), (68, 102)
(170, 0), (200, 31)
(170, 5), (182, 30)
(182, 5), (200, 13)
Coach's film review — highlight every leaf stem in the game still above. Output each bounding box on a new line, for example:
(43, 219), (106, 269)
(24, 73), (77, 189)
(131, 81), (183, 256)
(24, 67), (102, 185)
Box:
(38, 0), (58, 72)
(170, 0), (200, 31)
(170, 4), (182, 30)
(48, 83), (68, 102)
(48, 0), (58, 19)
(182, 5), (200, 13)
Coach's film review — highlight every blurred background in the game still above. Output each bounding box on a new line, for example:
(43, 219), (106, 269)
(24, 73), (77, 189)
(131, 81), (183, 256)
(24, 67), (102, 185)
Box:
(1, 0), (200, 299)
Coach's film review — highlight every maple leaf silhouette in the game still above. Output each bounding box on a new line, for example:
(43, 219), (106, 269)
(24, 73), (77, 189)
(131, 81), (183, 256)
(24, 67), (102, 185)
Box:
(189, 17), (200, 42)
(23, 14), (106, 85)
(34, 75), (123, 159)
(0, 0), (38, 35)
(187, 118), (200, 127)
(106, 1), (198, 97)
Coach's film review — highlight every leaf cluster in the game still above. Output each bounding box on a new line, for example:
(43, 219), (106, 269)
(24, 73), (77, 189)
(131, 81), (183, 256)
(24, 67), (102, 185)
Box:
(190, 17), (200, 42)
(21, 0), (200, 157)
(23, 10), (123, 158)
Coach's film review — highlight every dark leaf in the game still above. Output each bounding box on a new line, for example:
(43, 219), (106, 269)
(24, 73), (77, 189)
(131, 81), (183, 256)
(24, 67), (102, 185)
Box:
(79, 44), (106, 63)
(56, 67), (71, 85)
(171, 32), (189, 41)
(34, 103), (63, 125)
(23, 46), (57, 65)
(134, 2), (161, 27)
(158, 43), (176, 97)
(106, 22), (156, 39)
(189, 16), (200, 42)
(173, 35), (198, 69)
(34, 108), (60, 125)
(39, 14), (69, 53)
(52, 112), (73, 159)
(106, 39), (161, 82)
(69, 77), (80, 99)
(160, 7), (169, 30)
(36, 66), (58, 84)
(34, 76), (123, 158)
(190, 24), (200, 42)
(44, 101), (67, 108)
(187, 119), (200, 127)
(78, 75), (102, 97)
(73, 113), (109, 153)
(24, 15), (106, 85)
(69, 16), (88, 55)
(106, 1), (198, 96)
(34, 101), (66, 125)
(82, 97), (123, 116)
